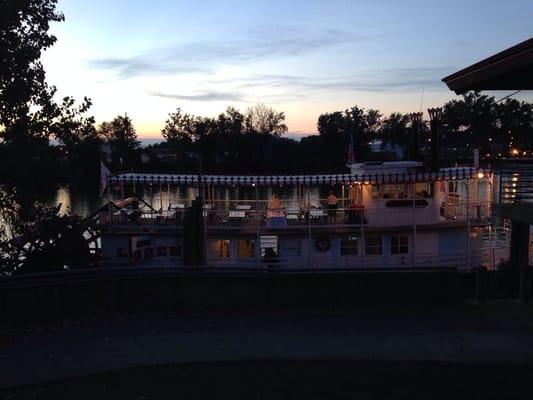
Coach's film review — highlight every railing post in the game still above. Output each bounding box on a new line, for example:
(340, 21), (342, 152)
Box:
(360, 188), (365, 269)
(466, 180), (471, 271)
(411, 182), (416, 267)
(307, 210), (312, 270)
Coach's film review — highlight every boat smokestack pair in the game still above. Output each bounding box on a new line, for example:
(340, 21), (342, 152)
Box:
(427, 108), (442, 172)
(408, 112), (423, 161)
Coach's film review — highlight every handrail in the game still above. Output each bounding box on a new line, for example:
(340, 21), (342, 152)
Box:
(100, 201), (493, 228)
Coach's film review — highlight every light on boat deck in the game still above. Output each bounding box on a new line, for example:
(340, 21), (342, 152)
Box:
(477, 172), (484, 179)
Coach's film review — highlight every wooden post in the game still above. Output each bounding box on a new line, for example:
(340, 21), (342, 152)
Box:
(466, 180), (471, 271)
(510, 221), (530, 302)
(411, 181), (416, 267)
(475, 266), (488, 303)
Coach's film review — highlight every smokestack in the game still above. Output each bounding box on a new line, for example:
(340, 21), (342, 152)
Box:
(408, 112), (423, 161)
(427, 108), (442, 172)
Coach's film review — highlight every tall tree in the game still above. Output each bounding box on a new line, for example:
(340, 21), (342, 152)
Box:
(0, 0), (64, 145)
(216, 106), (244, 136)
(244, 104), (287, 136)
(98, 114), (139, 169)
(442, 92), (497, 150)
(161, 107), (194, 144)
(495, 99), (533, 153)
(380, 112), (409, 149)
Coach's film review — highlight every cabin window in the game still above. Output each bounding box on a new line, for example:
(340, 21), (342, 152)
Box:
(371, 183), (432, 200)
(415, 183), (432, 198)
(260, 235), (279, 257)
(169, 246), (181, 257)
(237, 239), (255, 258)
(133, 250), (142, 261)
(144, 247), (154, 258)
(214, 240), (231, 258)
(116, 248), (128, 258)
(365, 235), (382, 255)
(137, 239), (151, 248)
(340, 236), (358, 256)
(157, 246), (168, 257)
(391, 235), (409, 254)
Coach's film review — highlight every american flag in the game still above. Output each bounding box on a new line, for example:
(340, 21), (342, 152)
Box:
(347, 134), (355, 165)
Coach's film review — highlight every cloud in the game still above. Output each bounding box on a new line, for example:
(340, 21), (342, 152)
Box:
(207, 66), (451, 94)
(146, 66), (450, 106)
(87, 26), (373, 79)
(149, 90), (245, 102)
(148, 89), (307, 104)
(88, 57), (209, 78)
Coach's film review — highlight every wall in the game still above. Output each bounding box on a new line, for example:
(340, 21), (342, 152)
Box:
(0, 269), (462, 327)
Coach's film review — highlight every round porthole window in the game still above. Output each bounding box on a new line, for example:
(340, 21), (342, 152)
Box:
(315, 235), (331, 252)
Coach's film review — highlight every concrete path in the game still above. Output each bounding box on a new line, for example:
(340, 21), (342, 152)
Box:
(2, 302), (533, 389)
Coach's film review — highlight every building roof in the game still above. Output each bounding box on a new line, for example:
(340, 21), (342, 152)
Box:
(442, 37), (533, 94)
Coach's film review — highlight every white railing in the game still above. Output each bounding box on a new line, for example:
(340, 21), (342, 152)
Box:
(100, 201), (492, 229)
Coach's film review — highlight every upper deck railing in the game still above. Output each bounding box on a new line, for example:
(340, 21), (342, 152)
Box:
(100, 199), (492, 229)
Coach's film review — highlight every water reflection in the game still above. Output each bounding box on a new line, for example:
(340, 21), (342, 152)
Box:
(52, 186), (105, 216)
(52, 185), (326, 216)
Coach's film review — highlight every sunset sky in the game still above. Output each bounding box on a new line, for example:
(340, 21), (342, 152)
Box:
(42, 0), (533, 139)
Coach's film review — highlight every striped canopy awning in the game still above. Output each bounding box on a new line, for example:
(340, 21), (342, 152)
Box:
(108, 168), (491, 187)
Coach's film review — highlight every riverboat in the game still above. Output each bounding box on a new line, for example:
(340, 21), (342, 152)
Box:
(98, 160), (508, 271)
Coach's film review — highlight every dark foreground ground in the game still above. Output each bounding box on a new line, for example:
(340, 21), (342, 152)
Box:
(4, 360), (533, 399)
(2, 302), (533, 399)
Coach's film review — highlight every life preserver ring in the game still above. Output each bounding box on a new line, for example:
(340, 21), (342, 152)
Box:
(315, 235), (331, 252)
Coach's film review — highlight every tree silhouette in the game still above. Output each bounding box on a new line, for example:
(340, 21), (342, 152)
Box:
(161, 108), (195, 144)
(244, 104), (288, 136)
(0, 0), (64, 145)
(98, 114), (139, 169)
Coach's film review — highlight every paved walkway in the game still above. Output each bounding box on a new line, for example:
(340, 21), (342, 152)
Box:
(2, 302), (533, 389)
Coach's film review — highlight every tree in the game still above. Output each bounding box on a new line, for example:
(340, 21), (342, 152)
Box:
(215, 106), (244, 136)
(317, 112), (346, 137)
(161, 108), (195, 144)
(51, 96), (97, 150)
(380, 112), (409, 149)
(98, 114), (139, 169)
(495, 99), (533, 153)
(0, 0), (64, 145)
(244, 104), (287, 136)
(442, 92), (497, 150)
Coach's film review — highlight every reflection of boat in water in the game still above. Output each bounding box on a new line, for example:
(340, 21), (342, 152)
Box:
(98, 161), (507, 271)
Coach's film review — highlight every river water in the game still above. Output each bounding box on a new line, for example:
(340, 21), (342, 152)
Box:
(50, 185), (326, 216)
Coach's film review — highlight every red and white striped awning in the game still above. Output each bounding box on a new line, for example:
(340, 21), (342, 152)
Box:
(108, 168), (490, 186)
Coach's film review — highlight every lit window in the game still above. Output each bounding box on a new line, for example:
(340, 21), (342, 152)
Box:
(169, 246), (181, 257)
(340, 236), (358, 256)
(391, 235), (409, 254)
(237, 240), (255, 258)
(214, 240), (231, 258)
(365, 235), (382, 255)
